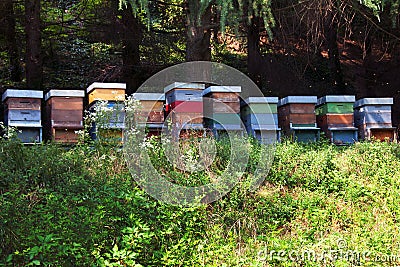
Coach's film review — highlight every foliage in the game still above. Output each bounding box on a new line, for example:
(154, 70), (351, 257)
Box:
(1, 133), (400, 266)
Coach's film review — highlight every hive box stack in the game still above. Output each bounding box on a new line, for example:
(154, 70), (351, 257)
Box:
(164, 82), (205, 137)
(202, 86), (242, 137)
(132, 93), (165, 137)
(241, 97), (280, 144)
(86, 82), (126, 142)
(44, 90), (85, 143)
(278, 96), (320, 142)
(2, 89), (43, 143)
(316, 95), (358, 145)
(354, 98), (396, 141)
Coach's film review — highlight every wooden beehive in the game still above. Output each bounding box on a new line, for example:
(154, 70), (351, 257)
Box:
(86, 82), (126, 105)
(2, 89), (43, 144)
(164, 82), (205, 132)
(132, 93), (164, 123)
(354, 98), (396, 141)
(316, 95), (358, 145)
(86, 82), (126, 142)
(132, 93), (165, 137)
(278, 96), (319, 142)
(44, 90), (85, 143)
(88, 101), (125, 143)
(202, 86), (242, 137)
(241, 97), (280, 144)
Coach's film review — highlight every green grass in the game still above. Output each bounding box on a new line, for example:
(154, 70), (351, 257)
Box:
(1, 136), (400, 266)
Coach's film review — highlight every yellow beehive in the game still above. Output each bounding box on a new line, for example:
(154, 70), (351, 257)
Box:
(86, 82), (126, 105)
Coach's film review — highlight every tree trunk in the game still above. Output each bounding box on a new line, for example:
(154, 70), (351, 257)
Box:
(25, 0), (42, 89)
(324, 12), (346, 94)
(185, 0), (212, 61)
(247, 17), (263, 86)
(3, 0), (22, 82)
(119, 3), (142, 93)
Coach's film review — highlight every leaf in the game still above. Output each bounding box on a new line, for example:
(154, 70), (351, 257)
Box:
(31, 260), (41, 265)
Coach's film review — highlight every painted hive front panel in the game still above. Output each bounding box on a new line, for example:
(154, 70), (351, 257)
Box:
(242, 103), (277, 115)
(5, 109), (41, 122)
(243, 113), (278, 126)
(88, 89), (125, 104)
(315, 102), (354, 115)
(5, 98), (41, 110)
(317, 114), (354, 127)
(16, 127), (42, 143)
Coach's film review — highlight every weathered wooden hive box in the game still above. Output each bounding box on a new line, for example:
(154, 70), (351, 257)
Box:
(164, 82), (205, 137)
(354, 98), (396, 141)
(278, 96), (319, 142)
(86, 82), (126, 142)
(132, 92), (165, 137)
(241, 97), (280, 144)
(2, 89), (43, 143)
(316, 95), (358, 145)
(44, 90), (84, 143)
(202, 86), (242, 137)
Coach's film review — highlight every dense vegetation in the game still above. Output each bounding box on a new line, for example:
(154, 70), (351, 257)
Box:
(1, 129), (400, 266)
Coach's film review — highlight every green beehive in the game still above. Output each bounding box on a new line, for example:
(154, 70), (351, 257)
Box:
(315, 96), (355, 115)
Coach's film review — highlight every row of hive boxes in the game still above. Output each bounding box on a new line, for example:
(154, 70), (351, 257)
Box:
(2, 89), (86, 143)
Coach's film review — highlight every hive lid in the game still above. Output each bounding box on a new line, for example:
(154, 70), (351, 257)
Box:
(132, 93), (165, 101)
(163, 82), (205, 94)
(317, 95), (356, 106)
(202, 86), (241, 95)
(278, 96), (317, 106)
(2, 89), (43, 102)
(354, 98), (393, 108)
(242, 97), (279, 105)
(45, 90), (85, 101)
(86, 82), (126, 93)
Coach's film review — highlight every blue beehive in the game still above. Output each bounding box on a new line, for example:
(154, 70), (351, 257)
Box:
(354, 98), (396, 141)
(241, 97), (280, 144)
(2, 89), (43, 143)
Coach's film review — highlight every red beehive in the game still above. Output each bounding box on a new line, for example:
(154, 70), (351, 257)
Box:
(164, 82), (205, 138)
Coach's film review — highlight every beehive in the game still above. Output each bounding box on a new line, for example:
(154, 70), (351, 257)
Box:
(164, 82), (205, 137)
(86, 82), (126, 105)
(278, 96), (319, 142)
(316, 95), (358, 145)
(203, 86), (242, 138)
(354, 98), (396, 141)
(132, 93), (165, 137)
(87, 82), (126, 143)
(241, 97), (280, 144)
(2, 89), (43, 144)
(44, 90), (85, 143)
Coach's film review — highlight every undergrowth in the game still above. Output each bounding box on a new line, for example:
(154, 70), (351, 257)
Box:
(1, 135), (400, 266)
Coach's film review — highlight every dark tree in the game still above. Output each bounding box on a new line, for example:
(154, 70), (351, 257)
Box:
(185, 0), (212, 61)
(1, 0), (22, 82)
(25, 0), (42, 89)
(119, 2), (142, 92)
